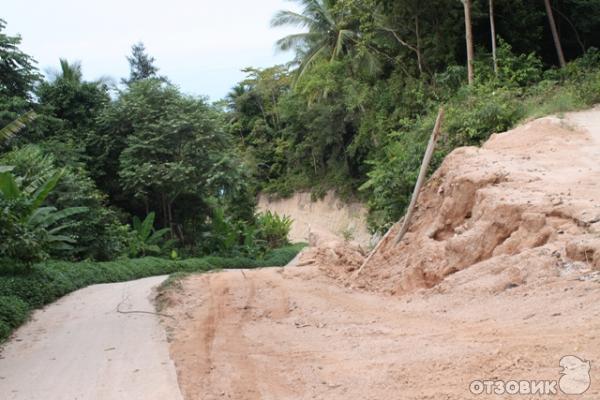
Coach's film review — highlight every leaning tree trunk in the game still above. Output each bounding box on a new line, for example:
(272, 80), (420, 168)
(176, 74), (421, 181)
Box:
(462, 0), (475, 84)
(544, 0), (566, 68)
(489, 0), (498, 76)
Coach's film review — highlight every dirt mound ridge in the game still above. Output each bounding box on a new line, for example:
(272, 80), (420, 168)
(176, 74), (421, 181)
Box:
(329, 108), (600, 295)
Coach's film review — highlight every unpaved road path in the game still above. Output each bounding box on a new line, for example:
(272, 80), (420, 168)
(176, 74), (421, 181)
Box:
(162, 267), (600, 400)
(0, 276), (183, 400)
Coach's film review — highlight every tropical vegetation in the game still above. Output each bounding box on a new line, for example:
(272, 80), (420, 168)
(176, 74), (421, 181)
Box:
(1, 0), (600, 339)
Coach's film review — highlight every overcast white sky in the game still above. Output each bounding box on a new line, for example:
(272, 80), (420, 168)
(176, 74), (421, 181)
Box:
(2, 0), (300, 100)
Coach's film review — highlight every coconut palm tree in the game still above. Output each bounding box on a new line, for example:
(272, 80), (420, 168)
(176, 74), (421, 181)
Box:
(271, 0), (374, 81)
(49, 59), (83, 83)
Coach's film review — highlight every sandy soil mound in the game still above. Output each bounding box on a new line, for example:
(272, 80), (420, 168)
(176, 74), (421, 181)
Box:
(160, 108), (600, 399)
(349, 107), (600, 295)
(258, 190), (371, 246)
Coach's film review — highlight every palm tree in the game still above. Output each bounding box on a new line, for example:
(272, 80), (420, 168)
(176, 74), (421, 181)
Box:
(271, 0), (369, 81)
(226, 83), (248, 111)
(50, 59), (83, 83)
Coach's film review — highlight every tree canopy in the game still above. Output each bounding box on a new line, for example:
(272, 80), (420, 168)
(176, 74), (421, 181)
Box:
(1, 0), (600, 268)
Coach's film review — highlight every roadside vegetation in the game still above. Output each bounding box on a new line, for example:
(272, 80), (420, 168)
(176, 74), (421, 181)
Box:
(1, 1), (600, 340)
(0, 244), (304, 341)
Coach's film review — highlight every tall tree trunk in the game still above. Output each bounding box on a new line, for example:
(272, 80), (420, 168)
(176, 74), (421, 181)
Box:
(161, 193), (168, 230)
(167, 200), (174, 237)
(544, 0), (566, 68)
(462, 0), (475, 84)
(489, 0), (498, 76)
(415, 16), (423, 75)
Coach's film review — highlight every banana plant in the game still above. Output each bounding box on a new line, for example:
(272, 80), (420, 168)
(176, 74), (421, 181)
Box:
(129, 212), (171, 257)
(0, 168), (88, 254)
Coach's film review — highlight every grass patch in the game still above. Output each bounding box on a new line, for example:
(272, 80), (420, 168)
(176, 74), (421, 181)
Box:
(0, 243), (306, 342)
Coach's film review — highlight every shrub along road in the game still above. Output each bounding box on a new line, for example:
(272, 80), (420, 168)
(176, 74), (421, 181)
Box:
(0, 244), (304, 342)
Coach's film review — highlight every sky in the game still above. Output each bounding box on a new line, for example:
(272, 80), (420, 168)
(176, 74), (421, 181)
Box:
(2, 0), (301, 101)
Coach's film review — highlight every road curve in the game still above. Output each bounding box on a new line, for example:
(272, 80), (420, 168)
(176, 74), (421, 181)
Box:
(0, 276), (183, 400)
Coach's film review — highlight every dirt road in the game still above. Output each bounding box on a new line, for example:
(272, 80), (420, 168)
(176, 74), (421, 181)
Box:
(0, 276), (183, 400)
(161, 266), (600, 399)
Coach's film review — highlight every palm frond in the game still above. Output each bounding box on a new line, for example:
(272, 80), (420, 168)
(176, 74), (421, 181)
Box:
(148, 228), (170, 245)
(305, 0), (335, 27)
(0, 171), (21, 199)
(57, 58), (83, 83)
(295, 43), (329, 84)
(41, 206), (88, 228)
(0, 111), (37, 144)
(271, 10), (315, 28)
(47, 234), (77, 244)
(332, 29), (355, 61)
(356, 47), (383, 77)
(140, 212), (156, 240)
(31, 170), (63, 210)
(275, 32), (316, 52)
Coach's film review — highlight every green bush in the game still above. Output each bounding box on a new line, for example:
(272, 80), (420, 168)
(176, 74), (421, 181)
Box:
(495, 39), (543, 88)
(128, 212), (171, 257)
(0, 163), (89, 268)
(255, 211), (292, 250)
(360, 125), (430, 230)
(445, 85), (524, 146)
(1, 145), (129, 261)
(0, 295), (30, 328)
(0, 243), (305, 342)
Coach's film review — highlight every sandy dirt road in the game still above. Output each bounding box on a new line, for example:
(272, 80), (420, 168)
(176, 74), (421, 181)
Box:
(0, 276), (183, 400)
(161, 266), (600, 400)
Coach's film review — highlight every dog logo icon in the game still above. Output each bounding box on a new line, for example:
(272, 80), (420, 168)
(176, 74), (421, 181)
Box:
(559, 355), (591, 395)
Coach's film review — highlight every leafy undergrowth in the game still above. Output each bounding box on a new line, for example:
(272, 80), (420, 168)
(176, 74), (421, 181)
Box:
(0, 243), (305, 342)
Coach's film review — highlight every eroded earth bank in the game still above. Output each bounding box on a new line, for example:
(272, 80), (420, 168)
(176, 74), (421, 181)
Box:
(159, 108), (600, 400)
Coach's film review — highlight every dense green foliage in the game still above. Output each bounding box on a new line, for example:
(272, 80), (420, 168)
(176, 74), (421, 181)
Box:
(0, 29), (291, 267)
(0, 161), (88, 269)
(0, 243), (305, 341)
(227, 0), (600, 230)
(128, 212), (172, 257)
(1, 1), (600, 338)
(1, 145), (128, 261)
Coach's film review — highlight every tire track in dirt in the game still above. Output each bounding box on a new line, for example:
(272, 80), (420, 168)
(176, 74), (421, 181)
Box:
(181, 272), (260, 399)
(163, 266), (600, 400)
